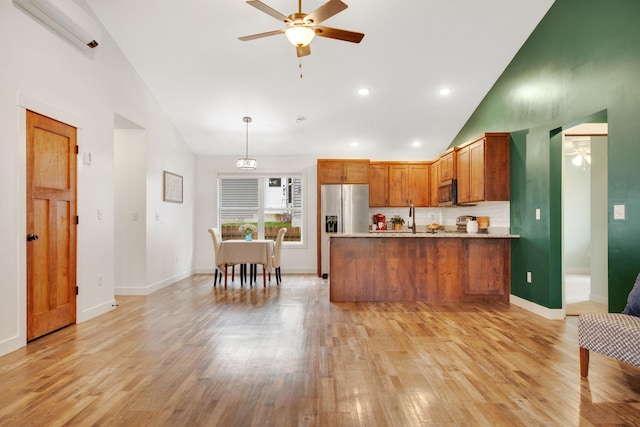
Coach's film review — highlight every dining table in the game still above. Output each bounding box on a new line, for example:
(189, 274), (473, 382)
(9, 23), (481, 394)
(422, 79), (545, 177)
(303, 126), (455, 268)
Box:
(217, 239), (274, 287)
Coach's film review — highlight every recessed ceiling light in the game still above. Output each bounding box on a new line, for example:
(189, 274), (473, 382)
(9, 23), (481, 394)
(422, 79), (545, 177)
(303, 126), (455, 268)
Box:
(439, 87), (452, 96)
(412, 141), (422, 147)
(350, 141), (359, 147)
(358, 88), (370, 96)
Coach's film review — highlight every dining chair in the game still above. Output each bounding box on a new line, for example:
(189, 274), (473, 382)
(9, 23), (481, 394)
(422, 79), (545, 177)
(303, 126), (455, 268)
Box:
(208, 227), (234, 287)
(272, 227), (287, 285)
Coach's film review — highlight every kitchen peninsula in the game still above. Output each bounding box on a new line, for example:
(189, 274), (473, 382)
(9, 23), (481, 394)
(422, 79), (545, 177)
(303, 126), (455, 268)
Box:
(329, 231), (519, 303)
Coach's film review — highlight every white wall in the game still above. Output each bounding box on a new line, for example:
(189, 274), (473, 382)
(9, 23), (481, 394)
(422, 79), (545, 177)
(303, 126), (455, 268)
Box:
(0, 1), (195, 356)
(194, 155), (318, 275)
(563, 155), (591, 272)
(590, 136), (608, 303)
(114, 129), (147, 293)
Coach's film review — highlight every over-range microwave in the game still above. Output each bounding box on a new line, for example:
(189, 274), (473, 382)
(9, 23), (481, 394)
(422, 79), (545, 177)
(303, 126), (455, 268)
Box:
(438, 179), (457, 206)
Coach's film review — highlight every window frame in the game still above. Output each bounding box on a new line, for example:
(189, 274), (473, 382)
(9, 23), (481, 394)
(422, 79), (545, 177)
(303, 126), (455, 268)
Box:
(217, 173), (306, 247)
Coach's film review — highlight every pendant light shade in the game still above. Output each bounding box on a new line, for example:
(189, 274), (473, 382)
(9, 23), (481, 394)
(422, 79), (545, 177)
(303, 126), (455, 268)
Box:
(237, 116), (257, 170)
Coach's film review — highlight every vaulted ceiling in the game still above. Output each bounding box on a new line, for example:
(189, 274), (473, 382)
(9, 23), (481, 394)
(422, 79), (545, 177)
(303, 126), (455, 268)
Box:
(86, 0), (555, 160)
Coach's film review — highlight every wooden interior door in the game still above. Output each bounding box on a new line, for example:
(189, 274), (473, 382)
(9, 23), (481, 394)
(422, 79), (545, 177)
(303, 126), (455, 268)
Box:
(26, 110), (77, 341)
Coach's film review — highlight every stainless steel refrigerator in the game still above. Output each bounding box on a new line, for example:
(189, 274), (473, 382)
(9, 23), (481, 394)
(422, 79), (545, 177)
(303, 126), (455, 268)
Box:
(320, 184), (369, 278)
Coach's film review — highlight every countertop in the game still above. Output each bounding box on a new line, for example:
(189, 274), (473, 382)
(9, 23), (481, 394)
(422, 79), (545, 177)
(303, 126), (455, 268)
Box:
(331, 229), (519, 239)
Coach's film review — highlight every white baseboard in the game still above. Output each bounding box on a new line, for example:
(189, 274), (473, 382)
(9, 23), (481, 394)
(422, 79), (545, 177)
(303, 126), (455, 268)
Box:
(115, 270), (194, 295)
(565, 268), (590, 274)
(78, 298), (117, 322)
(510, 294), (566, 319)
(0, 335), (25, 358)
(590, 293), (608, 305)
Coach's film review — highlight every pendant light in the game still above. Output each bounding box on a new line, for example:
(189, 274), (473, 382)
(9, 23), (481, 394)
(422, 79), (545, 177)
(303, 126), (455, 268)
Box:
(236, 116), (257, 170)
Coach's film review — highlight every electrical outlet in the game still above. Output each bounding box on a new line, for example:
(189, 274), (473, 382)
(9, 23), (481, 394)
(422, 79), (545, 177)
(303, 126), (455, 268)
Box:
(98, 274), (103, 286)
(97, 209), (103, 221)
(155, 212), (160, 221)
(132, 212), (138, 221)
(526, 271), (532, 283)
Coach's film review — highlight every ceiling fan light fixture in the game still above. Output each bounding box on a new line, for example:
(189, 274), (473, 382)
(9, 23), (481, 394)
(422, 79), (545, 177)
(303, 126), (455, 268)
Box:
(237, 116), (257, 170)
(285, 25), (315, 47)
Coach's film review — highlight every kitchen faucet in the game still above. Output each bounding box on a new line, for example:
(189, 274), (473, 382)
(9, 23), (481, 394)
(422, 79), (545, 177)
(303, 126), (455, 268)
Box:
(409, 202), (416, 234)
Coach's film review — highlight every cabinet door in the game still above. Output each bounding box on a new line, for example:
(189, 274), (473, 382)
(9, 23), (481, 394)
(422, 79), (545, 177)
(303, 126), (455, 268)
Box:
(388, 165), (408, 206)
(430, 160), (440, 206)
(439, 152), (455, 182)
(369, 164), (389, 206)
(463, 239), (509, 302)
(318, 160), (346, 184)
(344, 161), (370, 184)
(468, 140), (486, 201)
(408, 164), (429, 206)
(457, 146), (471, 203)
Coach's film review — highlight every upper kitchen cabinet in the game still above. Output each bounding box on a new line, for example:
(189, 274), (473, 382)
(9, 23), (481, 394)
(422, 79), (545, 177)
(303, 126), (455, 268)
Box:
(430, 159), (440, 206)
(456, 133), (510, 204)
(317, 159), (370, 184)
(369, 163), (389, 206)
(438, 149), (457, 183)
(369, 162), (430, 207)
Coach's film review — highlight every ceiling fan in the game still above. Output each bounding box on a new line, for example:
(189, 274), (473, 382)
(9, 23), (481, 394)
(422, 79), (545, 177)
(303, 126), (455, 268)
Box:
(238, 0), (365, 58)
(565, 139), (592, 168)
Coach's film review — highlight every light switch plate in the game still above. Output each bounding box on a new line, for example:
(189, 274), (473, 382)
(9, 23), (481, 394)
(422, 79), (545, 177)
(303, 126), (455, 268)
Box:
(535, 209), (541, 220)
(614, 204), (626, 220)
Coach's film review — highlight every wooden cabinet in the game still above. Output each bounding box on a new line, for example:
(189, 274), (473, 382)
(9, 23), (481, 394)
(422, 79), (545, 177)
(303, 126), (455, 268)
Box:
(388, 164), (409, 206)
(439, 149), (456, 182)
(317, 159), (370, 184)
(462, 239), (510, 301)
(456, 133), (510, 204)
(369, 162), (430, 207)
(369, 163), (389, 206)
(329, 236), (511, 303)
(430, 159), (440, 207)
(407, 164), (429, 206)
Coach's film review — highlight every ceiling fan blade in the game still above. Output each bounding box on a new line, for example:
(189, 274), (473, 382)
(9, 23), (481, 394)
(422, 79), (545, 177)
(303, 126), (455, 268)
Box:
(304, 0), (348, 25)
(313, 26), (365, 43)
(246, 0), (291, 23)
(239, 29), (285, 41)
(296, 45), (311, 57)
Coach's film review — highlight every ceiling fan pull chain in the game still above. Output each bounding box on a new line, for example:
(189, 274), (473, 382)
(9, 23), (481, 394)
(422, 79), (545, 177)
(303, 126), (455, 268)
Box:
(299, 59), (303, 79)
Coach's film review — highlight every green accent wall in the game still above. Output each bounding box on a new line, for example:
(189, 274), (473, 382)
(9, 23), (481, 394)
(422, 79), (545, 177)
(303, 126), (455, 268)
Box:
(449, 0), (640, 311)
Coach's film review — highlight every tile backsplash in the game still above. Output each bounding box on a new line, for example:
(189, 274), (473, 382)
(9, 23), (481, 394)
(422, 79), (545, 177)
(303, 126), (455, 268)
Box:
(369, 201), (510, 230)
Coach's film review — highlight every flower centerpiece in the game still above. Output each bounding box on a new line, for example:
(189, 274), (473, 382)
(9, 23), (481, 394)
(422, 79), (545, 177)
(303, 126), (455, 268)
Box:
(238, 223), (257, 241)
(390, 215), (405, 231)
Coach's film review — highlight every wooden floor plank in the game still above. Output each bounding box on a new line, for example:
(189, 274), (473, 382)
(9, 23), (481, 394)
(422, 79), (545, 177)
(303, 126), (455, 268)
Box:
(1, 274), (640, 426)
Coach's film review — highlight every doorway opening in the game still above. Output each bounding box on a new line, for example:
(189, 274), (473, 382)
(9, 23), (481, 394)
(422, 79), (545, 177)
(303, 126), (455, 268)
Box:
(561, 122), (608, 315)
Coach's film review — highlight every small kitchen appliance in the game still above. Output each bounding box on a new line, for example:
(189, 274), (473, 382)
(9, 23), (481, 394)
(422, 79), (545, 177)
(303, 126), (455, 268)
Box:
(456, 215), (476, 232)
(373, 213), (386, 230)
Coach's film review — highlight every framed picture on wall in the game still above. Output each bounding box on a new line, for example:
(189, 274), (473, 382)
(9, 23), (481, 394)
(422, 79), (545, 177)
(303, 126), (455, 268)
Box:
(163, 171), (183, 203)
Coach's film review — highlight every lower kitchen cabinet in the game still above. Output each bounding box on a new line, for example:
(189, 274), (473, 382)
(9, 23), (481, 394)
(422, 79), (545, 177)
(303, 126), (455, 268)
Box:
(329, 235), (513, 302)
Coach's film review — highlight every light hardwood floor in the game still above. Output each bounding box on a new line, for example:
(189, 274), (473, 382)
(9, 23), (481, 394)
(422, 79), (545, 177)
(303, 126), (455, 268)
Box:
(1, 274), (640, 426)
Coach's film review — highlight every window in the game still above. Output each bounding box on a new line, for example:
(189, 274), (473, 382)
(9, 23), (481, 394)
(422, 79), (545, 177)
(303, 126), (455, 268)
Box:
(218, 176), (303, 242)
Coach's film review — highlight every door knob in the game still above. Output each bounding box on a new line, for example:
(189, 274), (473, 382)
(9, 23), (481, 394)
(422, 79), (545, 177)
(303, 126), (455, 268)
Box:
(27, 234), (39, 241)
